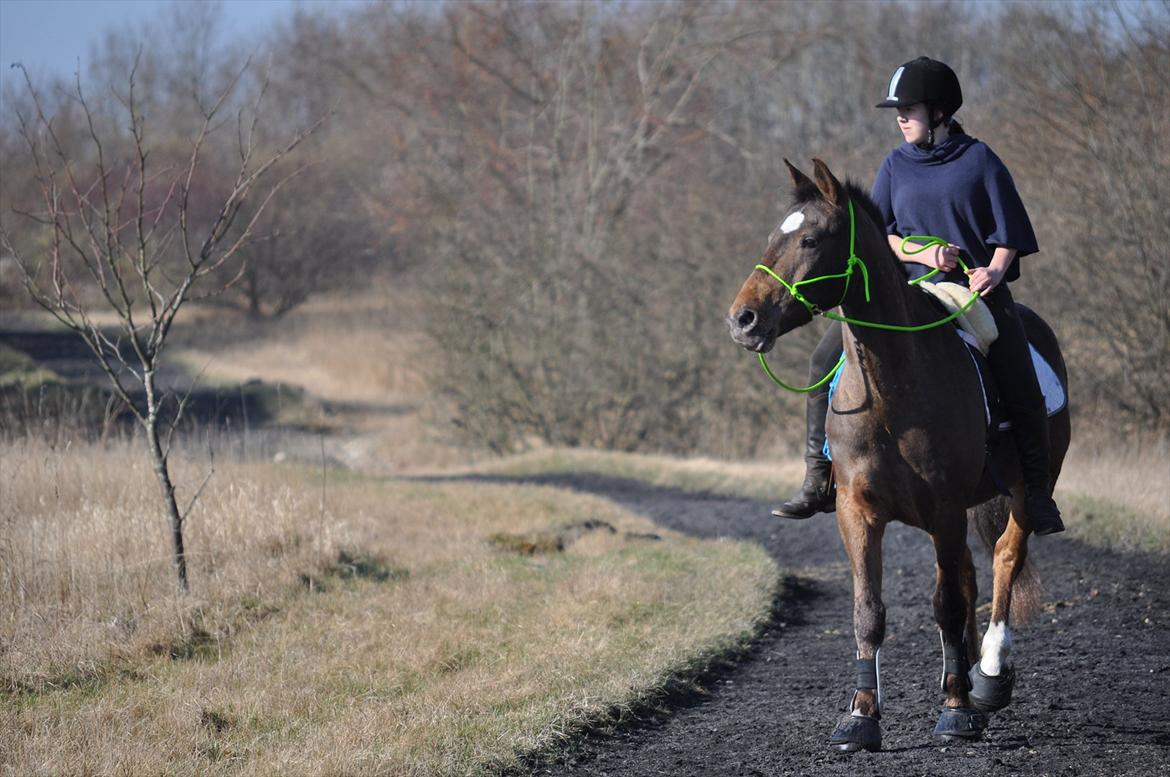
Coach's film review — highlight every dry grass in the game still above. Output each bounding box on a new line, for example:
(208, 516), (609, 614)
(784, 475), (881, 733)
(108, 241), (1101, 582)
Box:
(0, 436), (340, 692)
(170, 287), (476, 474)
(175, 295), (429, 406)
(0, 437), (777, 775)
(1055, 435), (1170, 553)
(465, 447), (805, 503)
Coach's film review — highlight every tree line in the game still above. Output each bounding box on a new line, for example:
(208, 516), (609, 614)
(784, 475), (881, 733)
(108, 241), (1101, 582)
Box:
(4, 0), (1167, 458)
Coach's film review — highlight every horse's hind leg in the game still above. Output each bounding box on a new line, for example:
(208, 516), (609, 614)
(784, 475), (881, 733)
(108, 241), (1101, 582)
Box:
(971, 496), (1029, 712)
(827, 510), (885, 753)
(930, 518), (988, 741)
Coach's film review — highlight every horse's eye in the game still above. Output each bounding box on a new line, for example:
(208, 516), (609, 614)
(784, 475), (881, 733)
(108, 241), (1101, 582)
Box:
(800, 235), (818, 248)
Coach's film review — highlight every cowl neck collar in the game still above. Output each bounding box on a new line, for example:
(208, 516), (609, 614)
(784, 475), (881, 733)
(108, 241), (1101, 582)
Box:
(895, 133), (976, 165)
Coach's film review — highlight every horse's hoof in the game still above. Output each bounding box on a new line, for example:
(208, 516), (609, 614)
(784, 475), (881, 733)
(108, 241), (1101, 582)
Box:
(933, 706), (988, 741)
(828, 713), (882, 752)
(969, 664), (1015, 713)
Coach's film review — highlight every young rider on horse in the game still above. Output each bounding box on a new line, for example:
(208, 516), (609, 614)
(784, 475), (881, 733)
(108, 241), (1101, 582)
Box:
(774, 56), (1065, 536)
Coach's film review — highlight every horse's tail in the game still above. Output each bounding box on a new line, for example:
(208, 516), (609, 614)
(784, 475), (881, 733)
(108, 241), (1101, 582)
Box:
(970, 497), (1044, 626)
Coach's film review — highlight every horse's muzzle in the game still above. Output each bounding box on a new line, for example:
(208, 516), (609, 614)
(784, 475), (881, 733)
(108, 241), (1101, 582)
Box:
(727, 306), (775, 353)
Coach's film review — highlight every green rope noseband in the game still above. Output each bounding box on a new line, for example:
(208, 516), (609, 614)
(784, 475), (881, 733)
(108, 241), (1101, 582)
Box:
(752, 200), (980, 392)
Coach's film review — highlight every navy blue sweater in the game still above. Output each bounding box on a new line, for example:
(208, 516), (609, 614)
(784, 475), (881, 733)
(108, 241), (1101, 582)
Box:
(871, 134), (1038, 284)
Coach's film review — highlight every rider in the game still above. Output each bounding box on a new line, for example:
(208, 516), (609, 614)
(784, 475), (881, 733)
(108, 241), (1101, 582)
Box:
(773, 56), (1065, 536)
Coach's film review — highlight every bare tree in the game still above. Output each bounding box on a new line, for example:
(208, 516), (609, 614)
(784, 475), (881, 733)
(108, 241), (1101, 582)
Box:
(90, 0), (1155, 459)
(1, 60), (320, 592)
(221, 155), (385, 318)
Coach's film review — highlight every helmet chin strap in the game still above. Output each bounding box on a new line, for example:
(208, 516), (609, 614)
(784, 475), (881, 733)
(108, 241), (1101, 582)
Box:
(917, 103), (946, 149)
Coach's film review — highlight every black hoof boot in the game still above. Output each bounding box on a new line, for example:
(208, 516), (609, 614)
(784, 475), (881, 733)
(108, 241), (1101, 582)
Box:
(968, 664), (1015, 713)
(829, 714), (882, 753)
(933, 707), (988, 742)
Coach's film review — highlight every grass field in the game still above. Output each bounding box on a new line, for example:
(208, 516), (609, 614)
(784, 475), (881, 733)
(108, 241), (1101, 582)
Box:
(0, 436), (777, 775)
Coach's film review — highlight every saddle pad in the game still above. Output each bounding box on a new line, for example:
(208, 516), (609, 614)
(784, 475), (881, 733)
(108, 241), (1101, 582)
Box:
(916, 281), (998, 355)
(823, 343), (1067, 460)
(1020, 343), (1067, 425)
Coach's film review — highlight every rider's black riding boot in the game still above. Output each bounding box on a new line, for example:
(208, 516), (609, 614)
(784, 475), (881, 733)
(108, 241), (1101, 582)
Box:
(773, 386), (835, 519)
(1009, 406), (1064, 536)
(982, 287), (1063, 536)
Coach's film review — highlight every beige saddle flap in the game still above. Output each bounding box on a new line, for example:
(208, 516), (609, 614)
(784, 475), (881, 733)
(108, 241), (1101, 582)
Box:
(915, 281), (998, 355)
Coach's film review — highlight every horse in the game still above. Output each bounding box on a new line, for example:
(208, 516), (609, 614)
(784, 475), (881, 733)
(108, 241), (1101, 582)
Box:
(726, 159), (1070, 752)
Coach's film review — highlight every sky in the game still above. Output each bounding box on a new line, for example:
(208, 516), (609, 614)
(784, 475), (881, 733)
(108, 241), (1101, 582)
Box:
(0, 0), (365, 92)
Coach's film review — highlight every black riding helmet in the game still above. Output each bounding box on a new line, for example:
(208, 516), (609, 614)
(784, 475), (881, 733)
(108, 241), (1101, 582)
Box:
(876, 56), (962, 127)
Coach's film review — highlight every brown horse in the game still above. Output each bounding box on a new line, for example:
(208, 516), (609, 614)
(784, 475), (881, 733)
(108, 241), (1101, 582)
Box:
(727, 159), (1070, 752)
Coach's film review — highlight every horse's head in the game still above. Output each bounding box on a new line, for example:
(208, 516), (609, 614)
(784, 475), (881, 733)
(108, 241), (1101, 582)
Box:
(727, 158), (853, 353)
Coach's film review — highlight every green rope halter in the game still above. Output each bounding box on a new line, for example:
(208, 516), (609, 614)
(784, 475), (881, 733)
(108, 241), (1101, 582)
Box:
(752, 199), (980, 392)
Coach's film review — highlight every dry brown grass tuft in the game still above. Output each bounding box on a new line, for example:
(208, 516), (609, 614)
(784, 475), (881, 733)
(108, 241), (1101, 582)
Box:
(1, 438), (777, 775)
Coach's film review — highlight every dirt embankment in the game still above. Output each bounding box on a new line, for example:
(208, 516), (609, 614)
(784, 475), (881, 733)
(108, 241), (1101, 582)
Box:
(496, 473), (1170, 777)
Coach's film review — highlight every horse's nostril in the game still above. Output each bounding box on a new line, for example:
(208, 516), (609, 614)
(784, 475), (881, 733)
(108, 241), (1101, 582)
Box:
(737, 308), (757, 331)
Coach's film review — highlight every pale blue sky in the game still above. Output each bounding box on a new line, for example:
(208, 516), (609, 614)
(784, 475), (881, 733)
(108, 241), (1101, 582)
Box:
(0, 0), (366, 90)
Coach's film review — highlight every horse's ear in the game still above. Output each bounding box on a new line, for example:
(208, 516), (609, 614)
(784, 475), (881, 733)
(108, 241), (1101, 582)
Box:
(811, 158), (843, 207)
(784, 158), (814, 191)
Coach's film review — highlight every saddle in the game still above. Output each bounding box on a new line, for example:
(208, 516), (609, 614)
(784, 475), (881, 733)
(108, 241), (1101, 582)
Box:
(823, 286), (1067, 462)
(914, 283), (1067, 431)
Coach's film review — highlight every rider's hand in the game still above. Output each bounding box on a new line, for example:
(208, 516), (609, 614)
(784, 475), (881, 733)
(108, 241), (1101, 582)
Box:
(933, 243), (960, 272)
(966, 266), (1005, 297)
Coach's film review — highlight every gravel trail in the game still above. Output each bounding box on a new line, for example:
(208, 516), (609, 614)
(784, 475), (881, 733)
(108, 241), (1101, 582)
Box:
(488, 473), (1170, 777)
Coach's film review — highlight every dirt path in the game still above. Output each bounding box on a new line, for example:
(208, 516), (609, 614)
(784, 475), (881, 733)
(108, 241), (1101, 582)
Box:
(489, 473), (1170, 777)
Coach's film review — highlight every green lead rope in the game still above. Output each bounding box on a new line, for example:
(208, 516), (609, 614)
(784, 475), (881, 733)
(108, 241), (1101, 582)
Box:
(753, 202), (981, 392)
(757, 351), (846, 394)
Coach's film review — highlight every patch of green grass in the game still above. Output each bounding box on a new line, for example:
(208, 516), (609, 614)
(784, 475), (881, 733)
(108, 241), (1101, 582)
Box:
(0, 350), (113, 436)
(299, 548), (410, 592)
(0, 344), (61, 389)
(1063, 493), (1170, 554)
(330, 548), (409, 582)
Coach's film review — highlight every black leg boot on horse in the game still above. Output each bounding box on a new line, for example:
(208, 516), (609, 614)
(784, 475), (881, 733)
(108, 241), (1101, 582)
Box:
(773, 324), (842, 519)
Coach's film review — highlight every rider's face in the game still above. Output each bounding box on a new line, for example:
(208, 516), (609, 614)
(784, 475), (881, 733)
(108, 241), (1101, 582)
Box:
(896, 103), (933, 144)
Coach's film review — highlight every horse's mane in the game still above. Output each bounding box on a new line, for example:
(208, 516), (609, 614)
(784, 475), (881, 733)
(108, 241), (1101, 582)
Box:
(841, 180), (885, 232)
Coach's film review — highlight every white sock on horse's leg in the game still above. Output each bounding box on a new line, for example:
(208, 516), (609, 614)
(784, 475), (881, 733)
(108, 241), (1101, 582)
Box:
(979, 621), (1012, 676)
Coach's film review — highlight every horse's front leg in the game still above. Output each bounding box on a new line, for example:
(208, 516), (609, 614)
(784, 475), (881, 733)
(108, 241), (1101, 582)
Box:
(931, 517), (989, 741)
(970, 495), (1030, 713)
(828, 501), (886, 753)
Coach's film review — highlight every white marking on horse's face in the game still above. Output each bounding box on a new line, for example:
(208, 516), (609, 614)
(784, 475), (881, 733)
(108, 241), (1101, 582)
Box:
(780, 210), (805, 234)
(980, 620), (1012, 676)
